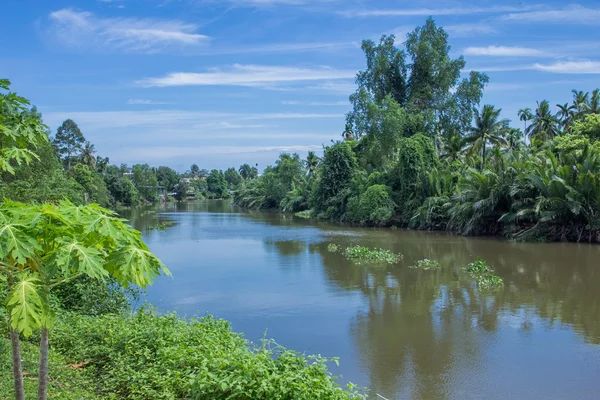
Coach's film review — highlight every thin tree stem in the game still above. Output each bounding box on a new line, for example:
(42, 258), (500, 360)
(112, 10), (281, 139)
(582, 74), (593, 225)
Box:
(37, 326), (49, 400)
(7, 275), (25, 400)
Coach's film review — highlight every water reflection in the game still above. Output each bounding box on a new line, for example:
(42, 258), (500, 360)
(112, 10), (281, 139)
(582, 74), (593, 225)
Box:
(124, 201), (600, 400)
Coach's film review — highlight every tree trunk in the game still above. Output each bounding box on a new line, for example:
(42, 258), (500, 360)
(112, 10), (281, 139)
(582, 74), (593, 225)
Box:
(481, 138), (487, 170)
(37, 326), (49, 400)
(7, 275), (25, 400)
(10, 325), (25, 400)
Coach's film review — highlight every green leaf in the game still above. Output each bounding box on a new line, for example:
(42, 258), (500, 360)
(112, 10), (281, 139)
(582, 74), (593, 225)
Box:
(7, 273), (44, 337)
(49, 240), (109, 280)
(107, 246), (170, 288)
(0, 223), (40, 266)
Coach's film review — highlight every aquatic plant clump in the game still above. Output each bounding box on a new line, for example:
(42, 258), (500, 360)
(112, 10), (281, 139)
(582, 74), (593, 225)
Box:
(295, 210), (314, 219)
(328, 243), (341, 252)
(343, 245), (403, 264)
(464, 259), (504, 290)
(409, 259), (440, 270)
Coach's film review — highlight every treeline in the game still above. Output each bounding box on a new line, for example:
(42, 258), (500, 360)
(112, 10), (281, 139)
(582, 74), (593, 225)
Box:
(234, 18), (600, 243)
(0, 114), (258, 206)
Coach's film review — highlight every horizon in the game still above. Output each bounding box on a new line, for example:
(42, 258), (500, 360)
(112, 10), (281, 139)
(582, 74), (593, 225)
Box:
(2, 0), (599, 172)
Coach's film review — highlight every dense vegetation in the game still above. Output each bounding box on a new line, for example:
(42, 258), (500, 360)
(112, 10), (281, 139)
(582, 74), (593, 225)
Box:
(234, 19), (600, 243)
(0, 80), (361, 399)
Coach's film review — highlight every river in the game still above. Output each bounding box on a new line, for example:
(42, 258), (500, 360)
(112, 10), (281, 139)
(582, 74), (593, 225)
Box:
(121, 200), (600, 400)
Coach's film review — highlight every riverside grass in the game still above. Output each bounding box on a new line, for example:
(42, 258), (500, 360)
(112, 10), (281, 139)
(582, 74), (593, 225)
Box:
(0, 309), (365, 400)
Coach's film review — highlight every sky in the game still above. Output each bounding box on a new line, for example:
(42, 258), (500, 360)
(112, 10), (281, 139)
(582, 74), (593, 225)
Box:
(2, 0), (599, 172)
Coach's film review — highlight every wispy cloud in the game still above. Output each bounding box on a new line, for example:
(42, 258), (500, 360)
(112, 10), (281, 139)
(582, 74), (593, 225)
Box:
(136, 64), (356, 87)
(341, 5), (534, 17)
(205, 0), (337, 7)
(127, 99), (170, 105)
(533, 61), (600, 74)
(203, 41), (358, 55)
(500, 5), (600, 24)
(47, 8), (209, 53)
(464, 46), (547, 57)
(469, 60), (600, 74)
(282, 100), (348, 106)
(122, 145), (323, 159)
(44, 110), (343, 130)
(445, 23), (497, 37)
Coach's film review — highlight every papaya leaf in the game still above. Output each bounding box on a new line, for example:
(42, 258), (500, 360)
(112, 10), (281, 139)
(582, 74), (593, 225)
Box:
(7, 273), (44, 337)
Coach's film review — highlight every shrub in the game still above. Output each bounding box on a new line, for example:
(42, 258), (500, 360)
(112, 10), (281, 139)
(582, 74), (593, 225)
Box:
(347, 184), (394, 225)
(50, 310), (363, 400)
(343, 245), (402, 264)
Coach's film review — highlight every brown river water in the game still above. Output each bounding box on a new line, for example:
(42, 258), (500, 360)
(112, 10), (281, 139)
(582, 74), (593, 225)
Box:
(121, 200), (600, 400)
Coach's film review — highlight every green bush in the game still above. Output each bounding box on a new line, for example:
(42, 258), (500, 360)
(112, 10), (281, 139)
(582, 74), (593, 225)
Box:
(347, 184), (394, 225)
(49, 309), (363, 400)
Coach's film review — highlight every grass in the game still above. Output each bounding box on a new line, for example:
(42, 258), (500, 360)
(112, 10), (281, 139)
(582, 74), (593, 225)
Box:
(343, 245), (402, 265)
(294, 210), (314, 219)
(464, 259), (504, 290)
(409, 259), (440, 270)
(327, 243), (341, 253)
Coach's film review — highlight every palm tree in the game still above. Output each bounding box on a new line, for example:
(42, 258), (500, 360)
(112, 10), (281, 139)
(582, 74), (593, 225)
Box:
(527, 100), (559, 143)
(572, 90), (589, 115)
(587, 89), (599, 114)
(305, 151), (320, 176)
(556, 103), (576, 132)
(464, 105), (508, 169)
(238, 163), (252, 180)
(441, 133), (463, 163)
(506, 128), (523, 150)
(518, 108), (533, 133)
(79, 141), (96, 170)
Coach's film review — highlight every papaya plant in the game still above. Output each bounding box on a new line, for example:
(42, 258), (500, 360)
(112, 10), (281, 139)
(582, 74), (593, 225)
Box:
(0, 200), (169, 400)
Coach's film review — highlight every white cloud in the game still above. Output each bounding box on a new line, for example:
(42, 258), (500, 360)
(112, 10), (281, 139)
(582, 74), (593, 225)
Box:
(445, 23), (497, 37)
(341, 5), (534, 17)
(464, 46), (546, 57)
(204, 41), (358, 55)
(500, 5), (600, 24)
(468, 60), (600, 74)
(127, 99), (170, 105)
(533, 61), (600, 74)
(44, 110), (343, 130)
(136, 64), (356, 87)
(282, 100), (348, 106)
(118, 145), (323, 159)
(48, 8), (209, 53)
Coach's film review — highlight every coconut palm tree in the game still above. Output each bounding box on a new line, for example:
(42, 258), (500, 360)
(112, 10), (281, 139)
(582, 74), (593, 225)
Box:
(305, 151), (320, 176)
(527, 100), (560, 143)
(556, 103), (576, 132)
(79, 141), (96, 170)
(587, 89), (599, 114)
(572, 90), (590, 115)
(463, 105), (508, 169)
(238, 163), (252, 180)
(518, 107), (533, 133)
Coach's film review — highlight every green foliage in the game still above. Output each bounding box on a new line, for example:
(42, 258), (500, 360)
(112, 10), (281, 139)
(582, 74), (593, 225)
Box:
(131, 163), (160, 203)
(47, 310), (363, 400)
(294, 210), (314, 219)
(0, 201), (169, 337)
(104, 166), (139, 206)
(572, 114), (600, 141)
(464, 259), (504, 290)
(409, 259), (440, 270)
(0, 79), (48, 175)
(54, 119), (85, 170)
(238, 163), (258, 180)
(343, 245), (402, 265)
(156, 166), (179, 192)
(327, 243), (340, 253)
(311, 142), (358, 219)
(70, 163), (111, 206)
(206, 169), (228, 198)
(224, 167), (242, 188)
(347, 184), (394, 225)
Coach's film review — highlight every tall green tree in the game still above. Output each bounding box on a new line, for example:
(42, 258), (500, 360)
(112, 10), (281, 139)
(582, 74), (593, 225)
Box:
(0, 201), (169, 400)
(131, 163), (159, 203)
(190, 164), (200, 178)
(0, 79), (48, 176)
(518, 108), (533, 133)
(79, 141), (96, 170)
(206, 169), (228, 198)
(54, 119), (85, 171)
(238, 163), (258, 180)
(463, 105), (508, 169)
(224, 167), (242, 188)
(305, 151), (320, 176)
(527, 100), (560, 143)
(156, 166), (179, 192)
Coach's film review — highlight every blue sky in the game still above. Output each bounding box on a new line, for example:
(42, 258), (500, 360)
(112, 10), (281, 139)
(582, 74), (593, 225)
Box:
(2, 0), (599, 172)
